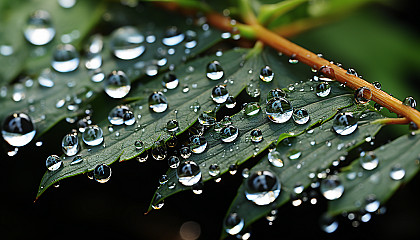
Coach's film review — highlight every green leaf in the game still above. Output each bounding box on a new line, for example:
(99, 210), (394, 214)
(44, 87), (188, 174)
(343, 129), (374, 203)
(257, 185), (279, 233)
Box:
(221, 110), (383, 238)
(328, 132), (420, 215)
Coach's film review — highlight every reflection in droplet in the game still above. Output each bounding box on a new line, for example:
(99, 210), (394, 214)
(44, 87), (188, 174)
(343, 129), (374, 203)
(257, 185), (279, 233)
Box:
(245, 170), (281, 205)
(51, 44), (80, 72)
(220, 125), (239, 143)
(104, 70), (131, 99)
(359, 151), (379, 170)
(268, 151), (283, 167)
(225, 213), (244, 235)
(46, 155), (62, 171)
(354, 87), (372, 104)
(177, 160), (201, 186)
(292, 108), (309, 125)
(149, 91), (168, 113)
(82, 125), (103, 146)
(260, 66), (274, 82)
(206, 61), (224, 80)
(211, 85), (229, 104)
(250, 128), (263, 143)
(320, 175), (344, 200)
(266, 97), (293, 123)
(332, 112), (358, 136)
(316, 82), (331, 97)
(93, 164), (112, 183)
(24, 10), (55, 45)
(2, 112), (36, 147)
(62, 133), (79, 156)
(109, 26), (145, 60)
(189, 135), (207, 154)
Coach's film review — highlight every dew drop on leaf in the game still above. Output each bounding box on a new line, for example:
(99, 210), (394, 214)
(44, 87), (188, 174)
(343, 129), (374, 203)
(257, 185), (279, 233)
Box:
(332, 112), (358, 136)
(179, 146), (192, 159)
(46, 155), (62, 171)
(176, 160), (202, 186)
(162, 72), (179, 89)
(268, 151), (284, 167)
(148, 91), (168, 113)
(61, 132), (79, 156)
(198, 110), (216, 126)
(38, 68), (55, 88)
(24, 10), (55, 45)
(354, 87), (372, 104)
(1, 112), (36, 147)
(51, 44), (80, 72)
(315, 82), (331, 97)
(70, 155), (83, 165)
(189, 135), (207, 154)
(151, 140), (167, 160)
(206, 60), (224, 80)
(359, 151), (379, 170)
(162, 26), (185, 46)
(403, 96), (417, 109)
(166, 119), (179, 132)
(168, 156), (180, 169)
(245, 170), (281, 205)
(109, 26), (145, 60)
(82, 125), (104, 146)
(225, 96), (236, 108)
(104, 70), (131, 99)
(320, 175), (344, 200)
(108, 105), (132, 125)
(225, 213), (244, 235)
(266, 88), (286, 103)
(259, 66), (274, 82)
(243, 102), (261, 117)
(265, 97), (293, 123)
(250, 128), (263, 143)
(220, 125), (239, 143)
(209, 164), (220, 177)
(390, 164), (406, 180)
(292, 108), (310, 125)
(364, 195), (380, 212)
(93, 164), (112, 183)
(211, 84), (229, 104)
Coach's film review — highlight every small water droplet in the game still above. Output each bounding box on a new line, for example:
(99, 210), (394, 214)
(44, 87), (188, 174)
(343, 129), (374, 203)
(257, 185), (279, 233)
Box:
(38, 68), (55, 87)
(168, 156), (180, 169)
(51, 44), (79, 72)
(359, 151), (379, 170)
(166, 119), (179, 132)
(104, 70), (131, 99)
(180, 146), (192, 159)
(82, 125), (104, 146)
(268, 151), (284, 167)
(162, 72), (179, 89)
(162, 26), (185, 46)
(245, 170), (281, 205)
(289, 54), (298, 64)
(225, 96), (236, 108)
(209, 164), (221, 177)
(70, 155), (83, 165)
(320, 175), (344, 200)
(110, 26), (145, 60)
(58, 0), (77, 9)
(24, 10), (55, 45)
(354, 87), (372, 104)
(372, 81), (381, 89)
(332, 112), (358, 136)
(365, 195), (380, 212)
(93, 164), (111, 183)
(260, 66), (274, 82)
(225, 213), (244, 235)
(151, 140), (167, 160)
(46, 155), (62, 171)
(390, 164), (405, 180)
(189, 135), (207, 154)
(134, 140), (144, 150)
(315, 82), (331, 97)
(243, 102), (261, 116)
(246, 83), (260, 98)
(211, 84), (229, 104)
(250, 128), (263, 143)
(148, 91), (168, 113)
(266, 97), (293, 123)
(315, 66), (335, 81)
(292, 108), (310, 125)
(220, 125), (239, 143)
(2, 112), (36, 147)
(177, 160), (202, 186)
(108, 105), (133, 125)
(62, 132), (79, 156)
(319, 213), (338, 233)
(206, 60), (224, 80)
(287, 149), (302, 160)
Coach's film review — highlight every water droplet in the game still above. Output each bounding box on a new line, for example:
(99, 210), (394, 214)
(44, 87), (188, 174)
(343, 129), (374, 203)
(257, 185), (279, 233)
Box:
(185, 30), (197, 48)
(347, 68), (358, 77)
(292, 108), (309, 125)
(110, 26), (145, 60)
(245, 170), (281, 205)
(166, 119), (179, 132)
(104, 70), (131, 98)
(319, 213), (338, 233)
(315, 82), (331, 97)
(260, 66), (274, 82)
(246, 83), (260, 98)
(198, 110), (216, 126)
(85, 34), (103, 54)
(24, 10), (55, 45)
(70, 155), (83, 165)
(177, 160), (201, 186)
(320, 175), (344, 200)
(225, 96), (236, 108)
(123, 111), (135, 126)
(46, 155), (62, 171)
(242, 102), (260, 117)
(220, 125), (239, 143)
(287, 149), (302, 160)
(390, 164), (405, 180)
(1, 112), (36, 147)
(189, 135), (207, 154)
(134, 140), (144, 150)
(190, 101), (201, 113)
(62, 133), (79, 156)
(82, 125), (104, 146)
(84, 52), (102, 70)
(403, 96), (416, 109)
(242, 168), (250, 178)
(293, 184), (304, 194)
(206, 61), (224, 80)
(365, 195), (380, 212)
(151, 140), (167, 160)
(162, 26), (185, 46)
(225, 213), (244, 235)
(51, 44), (79, 72)
(136, 150), (148, 162)
(332, 112), (358, 136)
(372, 81), (381, 89)
(354, 87), (372, 104)
(149, 91), (168, 113)
(93, 164), (111, 183)
(289, 54), (298, 64)
(268, 151), (284, 167)
(90, 69), (105, 83)
(162, 72), (179, 89)
(250, 128), (263, 143)
(359, 151), (379, 170)
(0, 44), (14, 56)
(266, 97), (293, 123)
(209, 164), (221, 177)
(266, 88), (286, 102)
(211, 85), (229, 104)
(108, 105), (132, 125)
(168, 156), (180, 168)
(38, 68), (55, 87)
(180, 146), (192, 159)
(315, 66), (335, 81)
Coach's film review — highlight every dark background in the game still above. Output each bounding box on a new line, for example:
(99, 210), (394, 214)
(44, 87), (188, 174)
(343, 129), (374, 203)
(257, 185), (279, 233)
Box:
(1, 1), (420, 239)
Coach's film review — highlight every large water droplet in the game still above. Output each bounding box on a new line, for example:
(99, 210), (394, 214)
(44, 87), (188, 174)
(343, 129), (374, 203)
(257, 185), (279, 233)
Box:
(82, 125), (104, 146)
(51, 44), (79, 72)
(23, 10), (55, 45)
(220, 125), (239, 143)
(403, 96), (417, 109)
(315, 82), (331, 97)
(104, 70), (131, 98)
(162, 72), (179, 89)
(245, 170), (281, 205)
(266, 88), (286, 102)
(151, 140), (167, 160)
(46, 155), (62, 171)
(332, 112), (358, 136)
(250, 128), (263, 143)
(177, 160), (202, 186)
(162, 26), (185, 46)
(225, 213), (244, 235)
(354, 87), (372, 104)
(108, 105), (133, 125)
(2, 112), (36, 147)
(359, 151), (379, 170)
(168, 156), (180, 168)
(206, 60), (224, 80)
(189, 135), (207, 154)
(211, 85), (229, 104)
(266, 97), (293, 123)
(292, 108), (309, 125)
(260, 66), (274, 82)
(180, 146), (192, 159)
(109, 26), (145, 60)
(243, 102), (261, 117)
(62, 132), (79, 156)
(93, 164), (112, 183)
(390, 164), (405, 180)
(149, 91), (168, 113)
(320, 175), (344, 200)
(268, 151), (284, 167)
